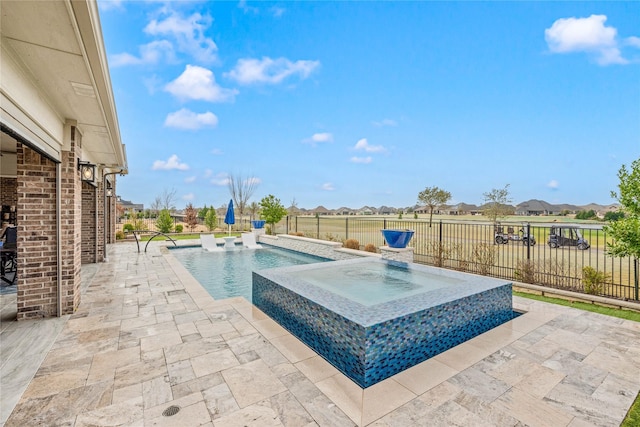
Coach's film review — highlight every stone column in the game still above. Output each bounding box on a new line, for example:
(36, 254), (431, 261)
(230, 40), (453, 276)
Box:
(379, 246), (414, 263)
(16, 144), (59, 319)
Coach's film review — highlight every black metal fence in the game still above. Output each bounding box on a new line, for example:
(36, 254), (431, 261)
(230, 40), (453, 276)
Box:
(117, 216), (254, 232)
(273, 216), (639, 302)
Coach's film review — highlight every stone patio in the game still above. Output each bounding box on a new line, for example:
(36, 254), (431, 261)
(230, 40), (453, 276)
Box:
(1, 240), (639, 426)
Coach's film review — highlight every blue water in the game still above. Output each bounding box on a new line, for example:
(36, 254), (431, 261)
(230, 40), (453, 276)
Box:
(170, 245), (329, 300)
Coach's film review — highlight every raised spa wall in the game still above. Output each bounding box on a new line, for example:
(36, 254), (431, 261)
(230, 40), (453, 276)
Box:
(258, 234), (414, 263)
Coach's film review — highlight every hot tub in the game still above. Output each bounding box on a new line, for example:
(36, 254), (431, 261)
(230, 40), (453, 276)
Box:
(252, 258), (515, 388)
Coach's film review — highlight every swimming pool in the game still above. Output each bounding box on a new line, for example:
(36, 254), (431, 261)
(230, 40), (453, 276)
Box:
(170, 245), (329, 300)
(253, 257), (516, 388)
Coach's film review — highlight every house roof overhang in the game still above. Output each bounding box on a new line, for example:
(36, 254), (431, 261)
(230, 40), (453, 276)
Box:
(0, 0), (127, 174)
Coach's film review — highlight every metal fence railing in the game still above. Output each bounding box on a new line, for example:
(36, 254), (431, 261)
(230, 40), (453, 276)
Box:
(274, 216), (638, 302)
(117, 216), (254, 233)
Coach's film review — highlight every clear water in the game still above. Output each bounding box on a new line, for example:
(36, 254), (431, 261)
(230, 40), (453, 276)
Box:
(170, 245), (329, 300)
(289, 262), (463, 306)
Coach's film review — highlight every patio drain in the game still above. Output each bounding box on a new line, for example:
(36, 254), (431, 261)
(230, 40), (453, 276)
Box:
(162, 405), (180, 417)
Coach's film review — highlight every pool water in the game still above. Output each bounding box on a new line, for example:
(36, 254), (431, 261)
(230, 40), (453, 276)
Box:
(288, 261), (462, 306)
(170, 245), (329, 300)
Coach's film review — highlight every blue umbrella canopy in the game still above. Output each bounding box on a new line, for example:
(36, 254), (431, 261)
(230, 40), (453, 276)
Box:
(224, 199), (235, 225)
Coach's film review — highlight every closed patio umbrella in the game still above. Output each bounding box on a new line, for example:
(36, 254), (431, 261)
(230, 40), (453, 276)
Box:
(224, 199), (235, 236)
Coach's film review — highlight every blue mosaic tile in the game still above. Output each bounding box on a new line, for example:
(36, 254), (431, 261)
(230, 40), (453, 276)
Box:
(253, 258), (516, 388)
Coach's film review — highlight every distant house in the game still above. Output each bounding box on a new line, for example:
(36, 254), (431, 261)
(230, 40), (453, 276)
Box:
(515, 200), (562, 216)
(358, 206), (376, 215)
(378, 206), (396, 215)
(117, 197), (144, 214)
(336, 207), (355, 215)
(312, 206), (332, 215)
(446, 203), (481, 215)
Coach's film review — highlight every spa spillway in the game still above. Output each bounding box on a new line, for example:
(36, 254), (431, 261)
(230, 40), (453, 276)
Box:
(252, 257), (516, 388)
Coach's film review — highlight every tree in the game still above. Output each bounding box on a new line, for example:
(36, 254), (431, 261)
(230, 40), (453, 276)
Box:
(259, 194), (288, 235)
(575, 209), (597, 220)
(604, 211), (625, 222)
(248, 201), (260, 221)
(288, 197), (299, 216)
(204, 208), (217, 232)
(198, 205), (209, 220)
(184, 203), (198, 232)
(483, 184), (512, 224)
(155, 209), (174, 233)
(151, 188), (177, 213)
(417, 186), (451, 227)
(604, 158), (640, 260)
(228, 174), (259, 218)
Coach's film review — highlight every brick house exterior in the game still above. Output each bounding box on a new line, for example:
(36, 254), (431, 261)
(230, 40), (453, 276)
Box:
(1, 1), (127, 320)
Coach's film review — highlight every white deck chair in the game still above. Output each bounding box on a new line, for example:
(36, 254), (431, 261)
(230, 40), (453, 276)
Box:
(200, 234), (222, 252)
(241, 233), (262, 249)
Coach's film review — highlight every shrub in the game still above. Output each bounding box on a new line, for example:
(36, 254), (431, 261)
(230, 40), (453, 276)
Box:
(582, 266), (608, 295)
(472, 243), (497, 276)
(514, 260), (536, 284)
(175, 224), (183, 233)
(344, 239), (360, 250)
(115, 230), (125, 240)
(364, 243), (377, 253)
(156, 209), (174, 233)
(123, 223), (134, 233)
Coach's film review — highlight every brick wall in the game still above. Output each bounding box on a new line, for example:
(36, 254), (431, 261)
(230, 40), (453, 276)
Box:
(0, 177), (18, 207)
(16, 144), (58, 319)
(81, 182), (97, 264)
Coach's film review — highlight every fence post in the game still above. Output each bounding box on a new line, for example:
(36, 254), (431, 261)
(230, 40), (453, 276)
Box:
(316, 216), (320, 238)
(526, 222), (531, 260)
(439, 220), (443, 243)
(635, 258), (639, 301)
(346, 217), (349, 240)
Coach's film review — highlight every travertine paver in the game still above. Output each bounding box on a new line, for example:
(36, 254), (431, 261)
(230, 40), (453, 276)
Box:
(1, 240), (639, 426)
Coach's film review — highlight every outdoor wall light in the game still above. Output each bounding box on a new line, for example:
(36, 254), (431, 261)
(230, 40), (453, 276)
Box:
(77, 160), (96, 183)
(106, 187), (113, 197)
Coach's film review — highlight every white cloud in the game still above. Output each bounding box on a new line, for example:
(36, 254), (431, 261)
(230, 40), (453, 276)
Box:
(110, 40), (175, 67)
(321, 183), (335, 191)
(372, 118), (398, 127)
(152, 154), (189, 171)
(211, 148), (223, 155)
(164, 108), (218, 130)
(545, 15), (628, 65)
(303, 132), (333, 146)
(225, 57), (320, 85)
(547, 180), (559, 190)
(238, 0), (259, 14)
(354, 138), (386, 153)
(98, 0), (124, 11)
(182, 193), (195, 201)
(626, 36), (640, 48)
(165, 65), (238, 102)
(145, 11), (218, 63)
(211, 173), (230, 186)
(350, 156), (372, 164)
(184, 176), (197, 183)
(203, 169), (213, 178)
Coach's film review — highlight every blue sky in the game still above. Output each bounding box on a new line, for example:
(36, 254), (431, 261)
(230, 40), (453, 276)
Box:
(98, 1), (639, 210)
